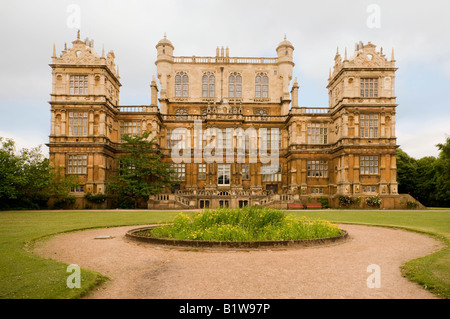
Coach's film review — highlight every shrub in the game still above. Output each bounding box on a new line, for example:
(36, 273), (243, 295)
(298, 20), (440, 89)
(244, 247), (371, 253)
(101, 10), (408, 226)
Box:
(318, 197), (329, 208)
(338, 195), (362, 208)
(366, 195), (381, 208)
(144, 207), (343, 241)
(85, 192), (107, 204)
(406, 200), (419, 209)
(338, 195), (353, 207)
(53, 196), (76, 209)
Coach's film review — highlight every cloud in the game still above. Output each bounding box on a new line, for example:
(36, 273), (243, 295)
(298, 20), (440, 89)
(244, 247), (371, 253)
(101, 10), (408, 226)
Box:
(397, 119), (450, 159)
(0, 0), (449, 159)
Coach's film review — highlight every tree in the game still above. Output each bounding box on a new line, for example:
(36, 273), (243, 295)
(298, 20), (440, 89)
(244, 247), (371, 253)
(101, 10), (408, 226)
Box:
(396, 138), (450, 208)
(396, 148), (418, 196)
(435, 137), (450, 206)
(107, 131), (176, 208)
(0, 137), (78, 209)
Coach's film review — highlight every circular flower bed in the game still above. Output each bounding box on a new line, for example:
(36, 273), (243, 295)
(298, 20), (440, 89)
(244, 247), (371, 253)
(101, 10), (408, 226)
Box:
(126, 207), (348, 249)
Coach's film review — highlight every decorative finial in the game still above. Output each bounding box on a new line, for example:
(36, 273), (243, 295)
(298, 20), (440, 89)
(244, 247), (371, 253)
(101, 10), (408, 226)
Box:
(77, 29), (80, 40)
(102, 44), (105, 58)
(380, 47), (383, 55)
(391, 48), (395, 61)
(164, 32), (167, 39)
(344, 47), (347, 60)
(329, 67), (331, 79)
(52, 43), (56, 58)
(336, 46), (339, 54)
(64, 42), (67, 51)
(284, 34), (287, 41)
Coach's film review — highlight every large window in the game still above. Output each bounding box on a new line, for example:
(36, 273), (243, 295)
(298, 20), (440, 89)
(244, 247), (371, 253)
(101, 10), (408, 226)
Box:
(120, 121), (141, 142)
(362, 185), (377, 194)
(167, 128), (187, 149)
(307, 160), (328, 178)
(175, 72), (189, 97)
(198, 164), (206, 180)
(307, 123), (328, 144)
(202, 72), (215, 97)
(261, 129), (281, 150)
(229, 72), (242, 98)
(255, 73), (268, 98)
(68, 112), (88, 137)
(241, 164), (250, 180)
(360, 114), (378, 138)
(171, 163), (185, 181)
(360, 78), (378, 98)
(360, 156), (378, 175)
(217, 164), (231, 186)
(311, 188), (324, 195)
(69, 75), (88, 95)
(67, 154), (87, 174)
(70, 185), (85, 193)
(262, 164), (281, 182)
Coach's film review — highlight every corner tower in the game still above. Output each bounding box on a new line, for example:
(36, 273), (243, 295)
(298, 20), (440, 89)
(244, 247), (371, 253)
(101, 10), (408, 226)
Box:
(326, 42), (398, 199)
(48, 30), (121, 198)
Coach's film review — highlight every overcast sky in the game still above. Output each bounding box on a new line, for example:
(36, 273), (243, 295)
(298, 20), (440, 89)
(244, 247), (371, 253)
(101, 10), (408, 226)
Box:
(0, 0), (449, 158)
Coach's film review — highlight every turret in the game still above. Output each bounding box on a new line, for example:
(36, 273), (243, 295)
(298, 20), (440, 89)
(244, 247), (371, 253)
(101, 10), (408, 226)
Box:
(276, 35), (295, 114)
(155, 33), (174, 114)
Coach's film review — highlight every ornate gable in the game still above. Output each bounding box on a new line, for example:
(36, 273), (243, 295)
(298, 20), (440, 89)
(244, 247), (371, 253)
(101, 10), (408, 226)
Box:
(347, 42), (389, 68)
(331, 42), (395, 80)
(52, 31), (119, 78)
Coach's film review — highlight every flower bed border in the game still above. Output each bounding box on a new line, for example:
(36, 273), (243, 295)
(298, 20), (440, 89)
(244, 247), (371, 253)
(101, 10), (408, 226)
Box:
(125, 225), (349, 250)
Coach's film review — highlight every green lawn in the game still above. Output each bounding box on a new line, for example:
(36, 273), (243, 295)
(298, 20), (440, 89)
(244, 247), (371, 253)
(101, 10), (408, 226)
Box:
(0, 209), (449, 299)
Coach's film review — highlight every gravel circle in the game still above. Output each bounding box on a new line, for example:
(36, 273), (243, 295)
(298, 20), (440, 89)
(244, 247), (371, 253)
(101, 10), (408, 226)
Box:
(32, 224), (443, 299)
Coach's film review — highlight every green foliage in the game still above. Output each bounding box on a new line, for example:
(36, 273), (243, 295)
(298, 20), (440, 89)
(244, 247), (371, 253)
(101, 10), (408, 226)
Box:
(406, 200), (419, 209)
(318, 197), (329, 208)
(396, 137), (450, 207)
(0, 209), (448, 299)
(85, 192), (107, 204)
(366, 195), (381, 208)
(106, 131), (176, 208)
(0, 137), (78, 210)
(144, 207), (343, 241)
(53, 195), (76, 209)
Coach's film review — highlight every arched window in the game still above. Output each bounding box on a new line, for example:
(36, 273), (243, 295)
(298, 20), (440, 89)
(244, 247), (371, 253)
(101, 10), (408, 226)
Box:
(202, 72), (215, 97)
(255, 72), (268, 98)
(175, 72), (189, 97)
(228, 72), (242, 98)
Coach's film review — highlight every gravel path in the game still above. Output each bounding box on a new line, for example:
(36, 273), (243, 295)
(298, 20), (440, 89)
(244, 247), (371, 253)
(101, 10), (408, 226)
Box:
(32, 224), (443, 299)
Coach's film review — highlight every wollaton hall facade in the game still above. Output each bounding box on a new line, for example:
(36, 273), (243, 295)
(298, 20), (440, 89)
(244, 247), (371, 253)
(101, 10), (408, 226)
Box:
(48, 32), (412, 209)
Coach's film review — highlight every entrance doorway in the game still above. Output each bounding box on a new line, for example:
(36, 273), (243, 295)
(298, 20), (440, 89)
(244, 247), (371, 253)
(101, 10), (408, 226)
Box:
(199, 200), (210, 209)
(219, 200), (229, 208)
(238, 200), (249, 208)
(266, 184), (278, 194)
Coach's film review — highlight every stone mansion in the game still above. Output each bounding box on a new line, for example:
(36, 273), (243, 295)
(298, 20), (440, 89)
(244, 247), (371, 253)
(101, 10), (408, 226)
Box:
(48, 32), (409, 209)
